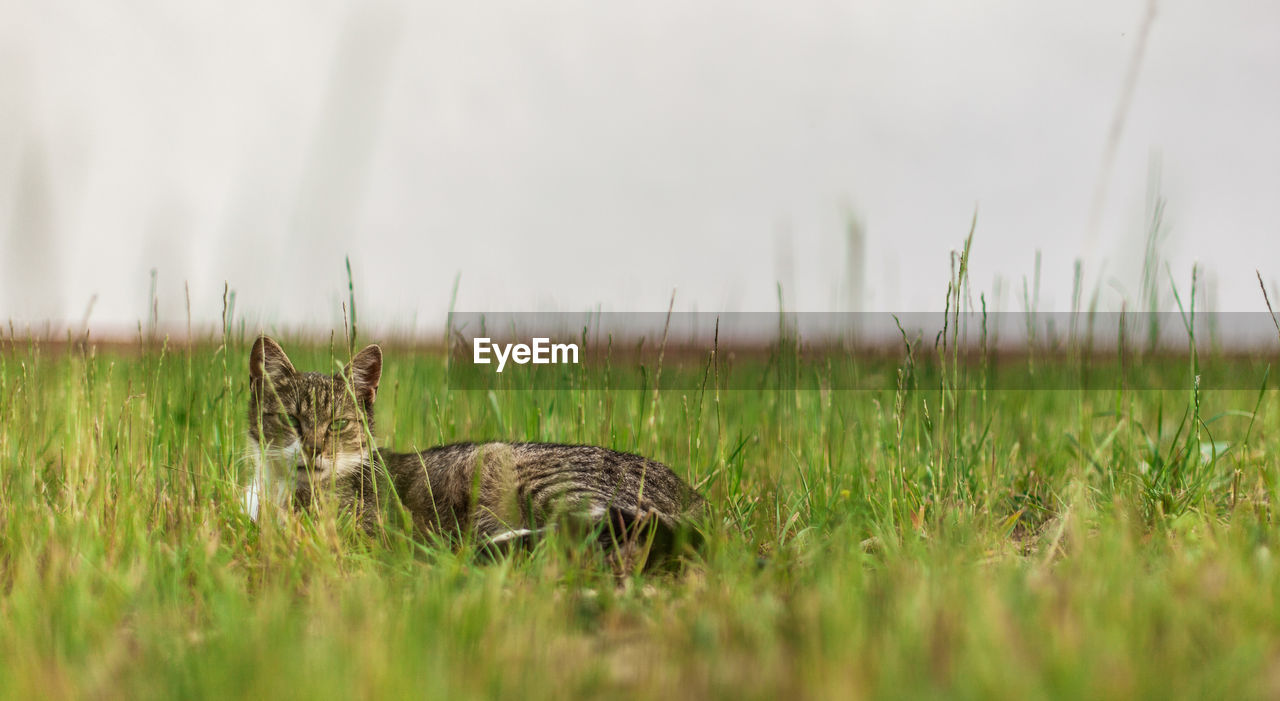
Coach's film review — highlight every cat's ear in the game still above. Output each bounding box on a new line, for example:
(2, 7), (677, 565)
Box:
(344, 344), (382, 406)
(250, 336), (297, 389)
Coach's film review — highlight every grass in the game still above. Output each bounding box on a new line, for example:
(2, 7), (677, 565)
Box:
(3, 322), (1280, 699)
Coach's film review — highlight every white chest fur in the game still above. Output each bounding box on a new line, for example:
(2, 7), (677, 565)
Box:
(241, 442), (300, 522)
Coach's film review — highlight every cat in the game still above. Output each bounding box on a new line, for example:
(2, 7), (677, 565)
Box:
(244, 336), (705, 559)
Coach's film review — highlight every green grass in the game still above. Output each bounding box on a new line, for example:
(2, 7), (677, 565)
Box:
(3, 333), (1280, 700)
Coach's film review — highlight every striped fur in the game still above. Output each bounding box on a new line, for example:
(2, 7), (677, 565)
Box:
(246, 337), (705, 557)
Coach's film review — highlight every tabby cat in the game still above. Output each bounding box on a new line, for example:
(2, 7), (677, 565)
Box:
(244, 336), (705, 556)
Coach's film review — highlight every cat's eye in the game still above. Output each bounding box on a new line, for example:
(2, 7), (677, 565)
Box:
(329, 419), (349, 432)
(277, 413), (301, 430)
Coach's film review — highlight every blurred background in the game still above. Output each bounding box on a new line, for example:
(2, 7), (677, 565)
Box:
(0, 0), (1277, 337)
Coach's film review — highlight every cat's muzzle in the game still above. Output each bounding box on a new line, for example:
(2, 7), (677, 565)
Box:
(295, 459), (325, 477)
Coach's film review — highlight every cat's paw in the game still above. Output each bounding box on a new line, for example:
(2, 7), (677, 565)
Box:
(242, 485), (260, 522)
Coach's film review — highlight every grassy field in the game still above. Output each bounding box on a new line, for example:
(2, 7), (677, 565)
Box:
(2, 328), (1280, 699)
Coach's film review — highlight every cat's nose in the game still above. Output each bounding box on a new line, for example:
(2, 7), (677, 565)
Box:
(297, 450), (324, 473)
(296, 462), (326, 477)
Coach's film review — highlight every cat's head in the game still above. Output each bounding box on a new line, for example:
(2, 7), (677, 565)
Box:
(247, 336), (382, 486)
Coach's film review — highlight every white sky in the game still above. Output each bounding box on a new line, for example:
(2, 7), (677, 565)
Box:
(1, 0), (1277, 335)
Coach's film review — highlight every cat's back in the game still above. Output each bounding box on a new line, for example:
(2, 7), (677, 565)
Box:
(387, 440), (704, 516)
(506, 442), (703, 513)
